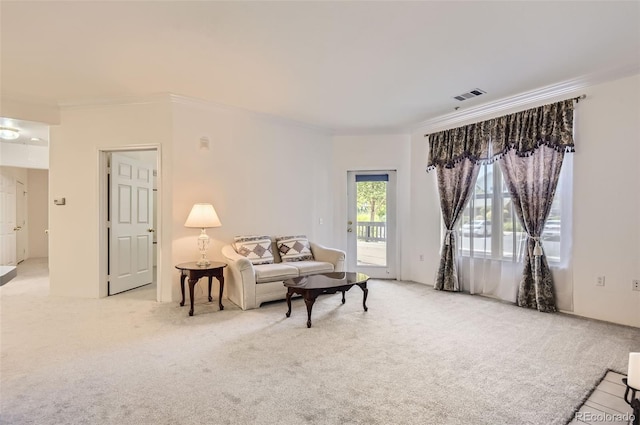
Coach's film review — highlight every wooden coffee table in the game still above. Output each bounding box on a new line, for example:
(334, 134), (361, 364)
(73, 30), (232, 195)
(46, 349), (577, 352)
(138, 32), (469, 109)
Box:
(284, 272), (369, 328)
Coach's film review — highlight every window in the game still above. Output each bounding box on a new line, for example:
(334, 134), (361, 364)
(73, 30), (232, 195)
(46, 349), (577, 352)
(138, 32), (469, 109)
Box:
(457, 161), (567, 263)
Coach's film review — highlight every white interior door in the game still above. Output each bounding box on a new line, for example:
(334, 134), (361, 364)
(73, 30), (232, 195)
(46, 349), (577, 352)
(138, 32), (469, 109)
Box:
(109, 153), (154, 295)
(0, 173), (17, 266)
(15, 181), (27, 263)
(346, 171), (397, 279)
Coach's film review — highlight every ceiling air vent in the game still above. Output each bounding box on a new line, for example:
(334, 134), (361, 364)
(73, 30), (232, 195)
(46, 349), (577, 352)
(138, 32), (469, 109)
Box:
(454, 88), (486, 101)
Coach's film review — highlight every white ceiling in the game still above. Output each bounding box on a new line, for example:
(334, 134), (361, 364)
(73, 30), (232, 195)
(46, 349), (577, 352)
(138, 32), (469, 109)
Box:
(1, 1), (639, 133)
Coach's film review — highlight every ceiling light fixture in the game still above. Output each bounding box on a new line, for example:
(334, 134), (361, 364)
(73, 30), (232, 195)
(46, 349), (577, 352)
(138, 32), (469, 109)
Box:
(0, 127), (20, 140)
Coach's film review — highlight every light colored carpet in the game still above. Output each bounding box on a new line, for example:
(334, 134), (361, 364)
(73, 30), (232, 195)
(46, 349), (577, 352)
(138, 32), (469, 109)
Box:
(1, 259), (638, 425)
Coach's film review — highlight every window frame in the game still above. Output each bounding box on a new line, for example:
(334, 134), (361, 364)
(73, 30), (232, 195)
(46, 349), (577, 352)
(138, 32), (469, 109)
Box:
(457, 161), (565, 264)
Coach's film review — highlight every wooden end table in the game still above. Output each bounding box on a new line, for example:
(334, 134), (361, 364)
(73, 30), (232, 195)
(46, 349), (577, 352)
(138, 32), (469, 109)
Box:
(175, 261), (227, 316)
(284, 272), (369, 328)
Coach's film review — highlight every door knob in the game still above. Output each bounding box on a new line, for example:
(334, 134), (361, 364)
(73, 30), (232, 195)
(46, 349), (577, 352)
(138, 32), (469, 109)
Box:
(347, 221), (353, 225)
(147, 228), (155, 233)
(13, 226), (22, 231)
(347, 228), (353, 233)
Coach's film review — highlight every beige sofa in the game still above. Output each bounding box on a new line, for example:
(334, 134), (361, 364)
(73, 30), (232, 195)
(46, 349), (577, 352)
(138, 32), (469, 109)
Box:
(221, 238), (345, 310)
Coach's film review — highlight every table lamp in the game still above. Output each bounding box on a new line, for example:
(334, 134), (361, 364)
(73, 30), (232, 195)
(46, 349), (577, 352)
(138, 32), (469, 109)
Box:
(623, 352), (640, 425)
(184, 203), (222, 267)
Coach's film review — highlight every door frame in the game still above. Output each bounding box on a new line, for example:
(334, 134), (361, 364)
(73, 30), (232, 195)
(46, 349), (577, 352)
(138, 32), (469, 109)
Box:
(15, 180), (27, 263)
(0, 171), (17, 266)
(98, 145), (162, 301)
(346, 170), (397, 279)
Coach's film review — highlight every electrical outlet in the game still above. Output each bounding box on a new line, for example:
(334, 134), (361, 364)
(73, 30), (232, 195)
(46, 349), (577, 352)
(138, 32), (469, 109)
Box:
(633, 279), (640, 291)
(596, 276), (605, 287)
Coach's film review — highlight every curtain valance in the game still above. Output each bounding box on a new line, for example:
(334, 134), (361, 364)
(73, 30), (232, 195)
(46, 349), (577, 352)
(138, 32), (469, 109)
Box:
(491, 99), (574, 158)
(426, 99), (575, 171)
(426, 122), (490, 171)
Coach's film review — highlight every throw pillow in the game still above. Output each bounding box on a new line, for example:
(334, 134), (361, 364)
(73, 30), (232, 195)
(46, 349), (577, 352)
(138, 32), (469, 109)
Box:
(234, 235), (274, 265)
(276, 235), (314, 262)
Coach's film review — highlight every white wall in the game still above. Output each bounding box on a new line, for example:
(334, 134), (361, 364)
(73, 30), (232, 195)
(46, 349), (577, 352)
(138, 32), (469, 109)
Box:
(170, 99), (333, 301)
(27, 169), (48, 258)
(331, 134), (411, 280)
(0, 142), (49, 170)
(408, 134), (441, 286)
(49, 96), (332, 302)
(49, 99), (173, 299)
(408, 73), (640, 327)
(571, 74), (640, 327)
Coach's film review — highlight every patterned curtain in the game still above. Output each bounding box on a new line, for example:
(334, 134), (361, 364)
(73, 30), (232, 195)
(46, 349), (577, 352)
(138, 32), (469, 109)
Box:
(427, 99), (575, 307)
(491, 100), (574, 312)
(429, 122), (489, 291)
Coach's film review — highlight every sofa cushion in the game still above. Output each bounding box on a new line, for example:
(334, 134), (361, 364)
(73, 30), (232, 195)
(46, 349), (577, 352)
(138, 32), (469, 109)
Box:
(254, 263), (299, 283)
(234, 235), (274, 265)
(286, 261), (334, 275)
(276, 235), (314, 262)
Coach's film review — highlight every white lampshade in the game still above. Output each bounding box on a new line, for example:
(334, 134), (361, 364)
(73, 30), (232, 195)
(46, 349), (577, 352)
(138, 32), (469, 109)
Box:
(184, 203), (222, 228)
(629, 352), (640, 390)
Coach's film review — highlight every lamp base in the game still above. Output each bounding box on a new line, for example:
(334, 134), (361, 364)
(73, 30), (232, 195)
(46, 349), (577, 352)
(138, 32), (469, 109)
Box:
(195, 228), (211, 267)
(196, 258), (211, 267)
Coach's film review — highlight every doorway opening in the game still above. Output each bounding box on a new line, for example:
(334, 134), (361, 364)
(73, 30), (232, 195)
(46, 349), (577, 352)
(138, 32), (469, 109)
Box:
(0, 118), (51, 284)
(346, 170), (397, 279)
(98, 147), (161, 301)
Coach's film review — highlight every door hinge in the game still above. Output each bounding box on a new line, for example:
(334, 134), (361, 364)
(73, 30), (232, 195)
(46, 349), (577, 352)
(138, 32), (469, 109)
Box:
(106, 221), (111, 228)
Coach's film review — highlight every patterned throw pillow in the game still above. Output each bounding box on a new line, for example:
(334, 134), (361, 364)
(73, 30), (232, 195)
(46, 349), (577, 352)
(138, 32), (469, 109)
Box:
(276, 235), (314, 262)
(234, 236), (274, 265)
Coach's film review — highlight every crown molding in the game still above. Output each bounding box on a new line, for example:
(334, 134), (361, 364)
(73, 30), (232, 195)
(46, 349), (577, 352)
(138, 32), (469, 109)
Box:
(409, 63), (640, 135)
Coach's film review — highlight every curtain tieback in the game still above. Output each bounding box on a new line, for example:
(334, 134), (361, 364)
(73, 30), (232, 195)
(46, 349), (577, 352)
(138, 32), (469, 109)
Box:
(527, 234), (543, 256)
(444, 229), (455, 246)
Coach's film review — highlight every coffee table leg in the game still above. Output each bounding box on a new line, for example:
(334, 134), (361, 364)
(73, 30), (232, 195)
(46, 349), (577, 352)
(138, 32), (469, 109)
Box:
(304, 295), (315, 328)
(359, 283), (368, 312)
(341, 291), (346, 304)
(285, 288), (293, 318)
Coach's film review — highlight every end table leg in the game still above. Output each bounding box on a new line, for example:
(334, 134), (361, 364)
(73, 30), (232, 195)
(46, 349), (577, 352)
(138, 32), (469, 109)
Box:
(188, 278), (197, 316)
(360, 283), (368, 312)
(218, 275), (224, 311)
(180, 274), (186, 307)
(285, 288), (292, 318)
(341, 291), (346, 304)
(304, 295), (315, 328)
(208, 276), (213, 302)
